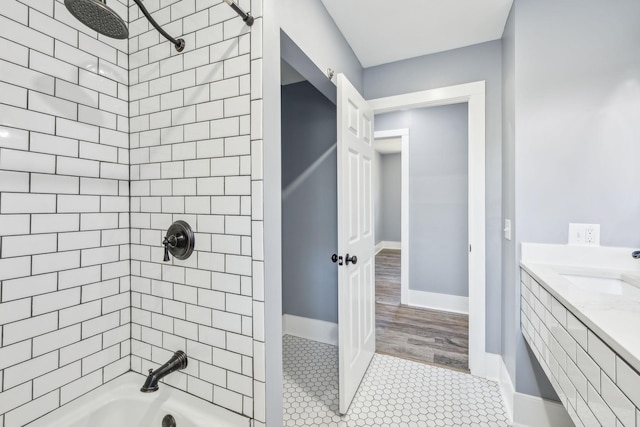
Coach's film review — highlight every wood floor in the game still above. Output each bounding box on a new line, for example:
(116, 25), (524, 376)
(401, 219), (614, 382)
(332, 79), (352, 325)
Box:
(375, 249), (470, 372)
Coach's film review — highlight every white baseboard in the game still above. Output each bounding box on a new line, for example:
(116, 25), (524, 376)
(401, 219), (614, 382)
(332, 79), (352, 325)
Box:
(483, 352), (502, 382)
(496, 356), (573, 427)
(408, 290), (469, 315)
(513, 392), (573, 427)
(498, 357), (515, 424)
(282, 314), (338, 346)
(375, 240), (401, 254)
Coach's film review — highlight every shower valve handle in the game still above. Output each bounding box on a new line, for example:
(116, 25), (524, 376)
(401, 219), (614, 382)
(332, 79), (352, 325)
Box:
(162, 221), (194, 262)
(162, 234), (179, 262)
(163, 241), (170, 262)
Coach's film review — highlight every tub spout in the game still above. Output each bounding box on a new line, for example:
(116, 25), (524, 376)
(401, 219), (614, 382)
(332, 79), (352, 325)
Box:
(140, 350), (188, 393)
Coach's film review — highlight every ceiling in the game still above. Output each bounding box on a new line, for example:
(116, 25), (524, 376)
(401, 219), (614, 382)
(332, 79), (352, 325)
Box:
(281, 60), (306, 86)
(320, 0), (513, 68)
(374, 137), (402, 155)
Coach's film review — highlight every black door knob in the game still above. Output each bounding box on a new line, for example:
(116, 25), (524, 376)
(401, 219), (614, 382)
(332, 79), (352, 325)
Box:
(345, 254), (357, 265)
(331, 254), (344, 265)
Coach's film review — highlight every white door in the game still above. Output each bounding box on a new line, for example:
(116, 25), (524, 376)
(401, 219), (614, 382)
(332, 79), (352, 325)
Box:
(337, 73), (375, 415)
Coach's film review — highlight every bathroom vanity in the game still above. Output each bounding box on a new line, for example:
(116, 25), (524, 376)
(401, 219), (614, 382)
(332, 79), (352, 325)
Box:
(520, 243), (640, 426)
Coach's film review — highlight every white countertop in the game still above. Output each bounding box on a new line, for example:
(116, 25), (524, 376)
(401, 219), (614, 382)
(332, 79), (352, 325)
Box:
(521, 243), (640, 372)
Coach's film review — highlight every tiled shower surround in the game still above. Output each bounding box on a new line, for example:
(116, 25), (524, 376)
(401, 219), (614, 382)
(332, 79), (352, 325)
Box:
(0, 0), (265, 426)
(128, 0), (265, 422)
(0, 0), (131, 425)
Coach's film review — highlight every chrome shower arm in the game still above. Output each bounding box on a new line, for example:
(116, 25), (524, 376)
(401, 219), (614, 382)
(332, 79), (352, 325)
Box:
(133, 0), (185, 52)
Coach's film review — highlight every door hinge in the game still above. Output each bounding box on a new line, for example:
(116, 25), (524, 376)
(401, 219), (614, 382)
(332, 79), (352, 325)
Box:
(469, 244), (472, 253)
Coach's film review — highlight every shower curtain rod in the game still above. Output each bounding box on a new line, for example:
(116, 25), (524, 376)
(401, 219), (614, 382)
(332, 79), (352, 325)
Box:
(133, 0), (185, 51)
(135, 0), (254, 52)
(223, 0), (255, 26)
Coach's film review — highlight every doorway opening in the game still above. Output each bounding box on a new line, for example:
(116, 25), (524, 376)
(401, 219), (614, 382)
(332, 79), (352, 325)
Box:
(369, 82), (487, 377)
(272, 29), (484, 424)
(280, 58), (338, 340)
(372, 105), (471, 372)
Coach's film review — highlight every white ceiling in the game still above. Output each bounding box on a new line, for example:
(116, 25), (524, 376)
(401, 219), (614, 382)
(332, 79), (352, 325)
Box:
(320, 0), (513, 68)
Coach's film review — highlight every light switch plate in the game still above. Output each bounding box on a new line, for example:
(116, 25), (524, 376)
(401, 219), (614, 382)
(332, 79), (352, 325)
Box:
(504, 219), (512, 241)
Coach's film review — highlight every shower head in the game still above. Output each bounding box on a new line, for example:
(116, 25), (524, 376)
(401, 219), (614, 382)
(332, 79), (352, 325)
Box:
(64, 0), (129, 39)
(64, 0), (186, 52)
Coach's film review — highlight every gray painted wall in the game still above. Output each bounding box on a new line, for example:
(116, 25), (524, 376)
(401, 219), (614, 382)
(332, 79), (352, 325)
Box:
(365, 41), (502, 353)
(278, 0), (364, 92)
(380, 154), (402, 243)
(373, 151), (401, 245)
(281, 81), (338, 323)
(377, 105), (469, 297)
(505, 0), (640, 399)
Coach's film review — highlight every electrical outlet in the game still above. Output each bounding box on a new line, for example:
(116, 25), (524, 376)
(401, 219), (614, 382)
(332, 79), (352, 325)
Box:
(584, 224), (600, 245)
(568, 223), (600, 246)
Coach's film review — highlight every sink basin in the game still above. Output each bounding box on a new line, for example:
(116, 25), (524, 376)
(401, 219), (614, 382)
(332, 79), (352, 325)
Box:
(561, 274), (640, 297)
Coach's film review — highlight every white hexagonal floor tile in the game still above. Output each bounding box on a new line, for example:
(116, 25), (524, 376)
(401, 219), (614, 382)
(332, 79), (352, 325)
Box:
(283, 335), (511, 427)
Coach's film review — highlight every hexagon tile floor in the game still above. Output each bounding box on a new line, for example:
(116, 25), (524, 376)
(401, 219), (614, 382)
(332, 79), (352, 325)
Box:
(283, 335), (511, 426)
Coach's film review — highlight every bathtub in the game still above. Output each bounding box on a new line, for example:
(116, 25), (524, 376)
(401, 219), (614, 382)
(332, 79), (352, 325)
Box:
(27, 372), (250, 427)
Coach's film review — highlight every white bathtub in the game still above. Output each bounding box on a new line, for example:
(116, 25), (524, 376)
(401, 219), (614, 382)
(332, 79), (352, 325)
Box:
(27, 372), (250, 427)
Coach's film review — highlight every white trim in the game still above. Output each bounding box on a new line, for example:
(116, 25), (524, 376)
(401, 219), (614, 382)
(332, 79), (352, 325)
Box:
(374, 240), (401, 254)
(400, 131), (409, 306)
(513, 393), (573, 427)
(262, 6), (284, 426)
(369, 81), (487, 377)
(495, 356), (573, 427)
(498, 357), (515, 424)
(408, 290), (469, 315)
(483, 352), (503, 382)
(282, 314), (338, 346)
(374, 129), (410, 305)
(369, 81), (485, 113)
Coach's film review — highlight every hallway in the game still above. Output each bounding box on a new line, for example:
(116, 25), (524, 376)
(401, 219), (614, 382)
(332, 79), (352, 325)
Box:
(375, 250), (470, 371)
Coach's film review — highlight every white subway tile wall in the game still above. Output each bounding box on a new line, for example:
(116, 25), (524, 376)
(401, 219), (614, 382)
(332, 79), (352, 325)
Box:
(1, 0), (264, 425)
(521, 269), (640, 427)
(0, 0), (131, 426)
(127, 0), (265, 424)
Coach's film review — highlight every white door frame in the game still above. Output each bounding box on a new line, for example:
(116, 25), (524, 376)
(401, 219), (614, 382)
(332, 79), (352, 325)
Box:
(368, 81), (487, 377)
(373, 128), (410, 306)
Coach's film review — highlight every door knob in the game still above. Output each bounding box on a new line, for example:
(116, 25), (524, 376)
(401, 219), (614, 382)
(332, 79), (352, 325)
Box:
(345, 254), (357, 265)
(331, 254), (344, 265)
